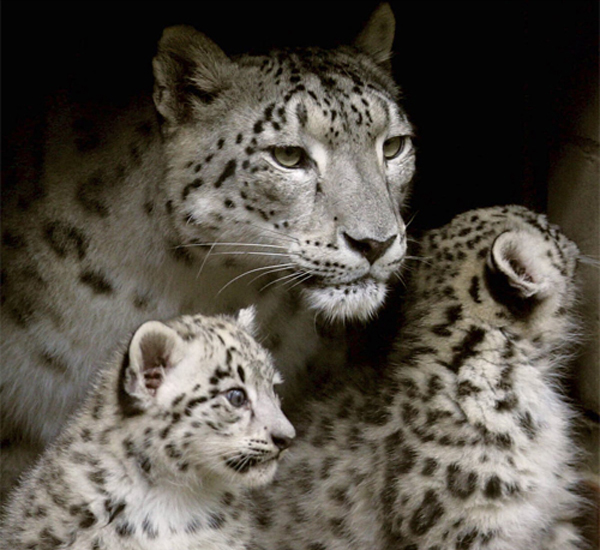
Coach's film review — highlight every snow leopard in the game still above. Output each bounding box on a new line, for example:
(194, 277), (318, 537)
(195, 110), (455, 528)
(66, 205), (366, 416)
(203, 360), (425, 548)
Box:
(248, 205), (585, 550)
(1, 308), (295, 549)
(0, 3), (415, 496)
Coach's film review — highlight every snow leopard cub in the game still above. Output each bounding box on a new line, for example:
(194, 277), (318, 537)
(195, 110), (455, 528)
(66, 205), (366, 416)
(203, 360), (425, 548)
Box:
(1, 308), (295, 550)
(250, 205), (584, 550)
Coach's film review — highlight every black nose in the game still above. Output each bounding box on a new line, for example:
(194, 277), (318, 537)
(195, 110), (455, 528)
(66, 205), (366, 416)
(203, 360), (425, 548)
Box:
(271, 434), (293, 451)
(343, 233), (397, 265)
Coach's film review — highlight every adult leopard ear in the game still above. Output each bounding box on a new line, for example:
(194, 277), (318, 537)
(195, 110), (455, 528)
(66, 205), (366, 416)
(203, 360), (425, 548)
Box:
(486, 230), (552, 305)
(235, 305), (258, 337)
(152, 25), (236, 123)
(119, 321), (182, 415)
(354, 2), (396, 70)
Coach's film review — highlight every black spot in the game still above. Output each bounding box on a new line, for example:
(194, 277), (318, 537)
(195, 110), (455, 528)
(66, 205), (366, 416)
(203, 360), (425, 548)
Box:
(409, 489), (445, 535)
(105, 499), (127, 523)
(214, 160), (237, 188)
(142, 516), (158, 539)
(484, 475), (503, 499)
(39, 351), (70, 376)
(182, 178), (204, 201)
(445, 326), (486, 373)
(237, 365), (246, 383)
(445, 304), (463, 323)
(253, 120), (264, 133)
(167, 241), (195, 266)
(217, 138), (225, 149)
(457, 529), (479, 550)
(79, 508), (97, 529)
(115, 521), (135, 537)
(296, 103), (308, 126)
(37, 528), (64, 549)
(43, 221), (89, 260)
(79, 269), (113, 295)
(224, 199), (235, 209)
(207, 512), (227, 529)
(76, 172), (110, 217)
(421, 457), (439, 476)
(446, 464), (478, 499)
(495, 394), (518, 412)
(185, 396), (208, 415)
(468, 276), (482, 304)
(456, 380), (481, 397)
(518, 411), (538, 440)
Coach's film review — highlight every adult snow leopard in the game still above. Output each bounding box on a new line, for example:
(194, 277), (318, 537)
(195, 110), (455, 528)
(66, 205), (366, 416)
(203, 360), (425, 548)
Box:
(1, 308), (295, 549)
(0, 3), (414, 495)
(249, 205), (584, 550)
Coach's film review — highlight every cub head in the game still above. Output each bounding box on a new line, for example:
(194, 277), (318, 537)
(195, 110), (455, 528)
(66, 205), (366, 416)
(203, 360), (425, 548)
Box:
(152, 3), (415, 322)
(119, 308), (295, 488)
(418, 206), (580, 346)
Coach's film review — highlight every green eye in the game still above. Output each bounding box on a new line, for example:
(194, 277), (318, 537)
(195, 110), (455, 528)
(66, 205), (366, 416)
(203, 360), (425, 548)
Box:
(272, 146), (306, 168)
(383, 136), (408, 160)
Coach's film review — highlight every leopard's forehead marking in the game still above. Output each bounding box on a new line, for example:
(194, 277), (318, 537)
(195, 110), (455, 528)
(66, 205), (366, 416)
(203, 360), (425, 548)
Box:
(235, 46), (411, 149)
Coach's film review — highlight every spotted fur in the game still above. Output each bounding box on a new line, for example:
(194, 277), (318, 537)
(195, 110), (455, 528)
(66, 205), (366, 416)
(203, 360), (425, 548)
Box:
(1, 309), (294, 549)
(250, 205), (584, 550)
(1, 4), (414, 495)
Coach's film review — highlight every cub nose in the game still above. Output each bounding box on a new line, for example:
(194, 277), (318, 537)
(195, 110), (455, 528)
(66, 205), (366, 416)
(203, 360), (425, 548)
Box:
(343, 233), (397, 265)
(271, 433), (293, 451)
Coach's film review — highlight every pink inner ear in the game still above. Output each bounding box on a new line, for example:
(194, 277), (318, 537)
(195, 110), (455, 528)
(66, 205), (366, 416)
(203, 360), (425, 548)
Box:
(139, 332), (172, 395)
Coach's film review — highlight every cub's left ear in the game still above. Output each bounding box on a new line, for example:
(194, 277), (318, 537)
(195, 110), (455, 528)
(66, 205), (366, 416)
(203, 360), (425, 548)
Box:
(120, 321), (182, 414)
(488, 231), (551, 299)
(354, 3), (396, 70)
(235, 305), (258, 337)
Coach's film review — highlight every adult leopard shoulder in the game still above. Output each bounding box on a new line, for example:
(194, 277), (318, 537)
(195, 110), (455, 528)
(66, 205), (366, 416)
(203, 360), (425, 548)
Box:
(1, 3), (414, 498)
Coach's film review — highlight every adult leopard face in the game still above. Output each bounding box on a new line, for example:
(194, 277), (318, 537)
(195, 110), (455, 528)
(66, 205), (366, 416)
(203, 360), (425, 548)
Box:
(153, 4), (415, 321)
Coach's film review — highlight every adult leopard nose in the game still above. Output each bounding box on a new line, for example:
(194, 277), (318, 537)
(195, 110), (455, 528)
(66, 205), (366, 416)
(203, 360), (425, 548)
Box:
(343, 233), (397, 265)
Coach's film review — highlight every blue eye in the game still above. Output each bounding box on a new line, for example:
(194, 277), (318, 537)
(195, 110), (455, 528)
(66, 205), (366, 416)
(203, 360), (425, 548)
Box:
(226, 388), (247, 408)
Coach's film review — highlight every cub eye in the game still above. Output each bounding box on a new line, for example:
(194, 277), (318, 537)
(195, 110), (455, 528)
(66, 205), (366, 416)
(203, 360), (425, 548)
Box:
(272, 146), (306, 168)
(226, 388), (247, 408)
(383, 136), (409, 160)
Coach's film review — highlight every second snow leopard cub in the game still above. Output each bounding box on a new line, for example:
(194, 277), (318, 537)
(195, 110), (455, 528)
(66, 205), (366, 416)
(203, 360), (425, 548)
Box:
(251, 205), (584, 550)
(1, 309), (295, 550)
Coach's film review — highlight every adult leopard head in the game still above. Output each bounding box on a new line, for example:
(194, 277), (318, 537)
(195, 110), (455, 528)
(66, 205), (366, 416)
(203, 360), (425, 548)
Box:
(153, 4), (415, 321)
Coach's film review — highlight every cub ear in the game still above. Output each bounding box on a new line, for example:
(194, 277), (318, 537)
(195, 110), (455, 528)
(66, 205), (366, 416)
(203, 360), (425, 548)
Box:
(152, 25), (235, 123)
(121, 321), (182, 411)
(235, 305), (258, 337)
(488, 231), (551, 299)
(354, 3), (396, 70)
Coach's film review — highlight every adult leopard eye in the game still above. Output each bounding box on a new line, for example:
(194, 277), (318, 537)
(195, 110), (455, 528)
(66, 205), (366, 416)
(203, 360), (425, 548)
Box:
(272, 146), (306, 168)
(383, 136), (409, 160)
(226, 388), (247, 408)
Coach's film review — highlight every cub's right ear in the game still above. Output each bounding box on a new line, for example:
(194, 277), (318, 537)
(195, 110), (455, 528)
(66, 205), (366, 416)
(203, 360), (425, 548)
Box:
(152, 25), (236, 123)
(118, 321), (182, 416)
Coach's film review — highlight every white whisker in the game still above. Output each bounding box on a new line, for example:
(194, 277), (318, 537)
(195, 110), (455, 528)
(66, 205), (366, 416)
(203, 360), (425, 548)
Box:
(197, 243), (216, 279)
(217, 263), (296, 296)
(179, 242), (288, 251)
(209, 251), (291, 258)
(259, 270), (307, 292)
(248, 265), (295, 285)
(286, 272), (314, 291)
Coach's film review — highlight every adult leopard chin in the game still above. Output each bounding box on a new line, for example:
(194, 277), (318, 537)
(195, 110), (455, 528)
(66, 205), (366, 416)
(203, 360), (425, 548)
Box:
(1, 3), (414, 499)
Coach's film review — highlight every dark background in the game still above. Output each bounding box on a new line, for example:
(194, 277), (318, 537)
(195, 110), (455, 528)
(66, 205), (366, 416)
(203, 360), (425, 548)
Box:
(2, 1), (598, 229)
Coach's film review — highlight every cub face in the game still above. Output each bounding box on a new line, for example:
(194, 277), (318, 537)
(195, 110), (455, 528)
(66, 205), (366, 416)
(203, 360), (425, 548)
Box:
(154, 4), (415, 322)
(121, 311), (295, 488)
